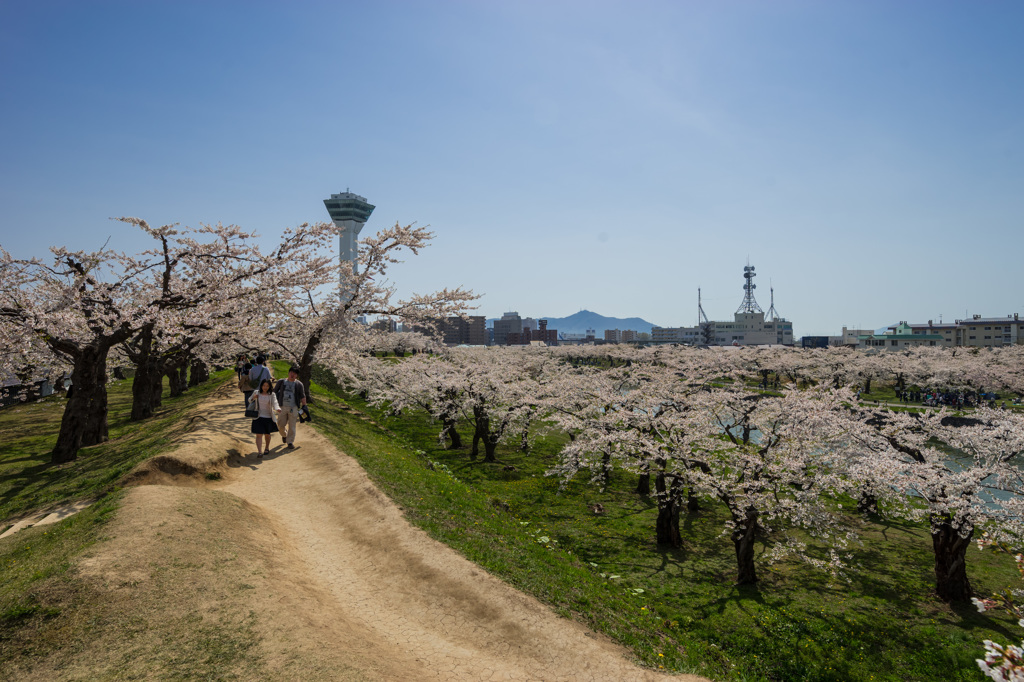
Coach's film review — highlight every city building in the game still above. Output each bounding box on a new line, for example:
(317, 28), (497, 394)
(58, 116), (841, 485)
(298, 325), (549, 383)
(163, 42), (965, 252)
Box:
(904, 321), (958, 347)
(906, 314), (1023, 348)
(492, 311), (522, 346)
(507, 319), (558, 346)
(857, 322), (943, 349)
(603, 329), (639, 343)
(651, 264), (794, 346)
(800, 336), (831, 348)
(838, 327), (874, 347)
(371, 317), (398, 333)
(439, 316), (487, 346)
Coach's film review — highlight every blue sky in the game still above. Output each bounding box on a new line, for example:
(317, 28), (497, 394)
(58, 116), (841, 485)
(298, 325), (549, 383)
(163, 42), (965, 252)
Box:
(1, 0), (1021, 335)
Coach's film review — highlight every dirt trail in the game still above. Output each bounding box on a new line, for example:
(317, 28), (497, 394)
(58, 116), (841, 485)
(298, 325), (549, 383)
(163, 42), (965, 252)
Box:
(100, 387), (710, 681)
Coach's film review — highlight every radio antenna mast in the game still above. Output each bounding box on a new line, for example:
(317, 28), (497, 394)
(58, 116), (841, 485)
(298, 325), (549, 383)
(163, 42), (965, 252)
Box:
(766, 280), (780, 321)
(736, 264), (764, 314)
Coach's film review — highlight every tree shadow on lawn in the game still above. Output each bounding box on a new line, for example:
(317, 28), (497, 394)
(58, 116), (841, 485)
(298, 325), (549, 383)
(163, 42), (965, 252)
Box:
(946, 601), (1020, 642)
(572, 529), (722, 583)
(698, 583), (767, 619)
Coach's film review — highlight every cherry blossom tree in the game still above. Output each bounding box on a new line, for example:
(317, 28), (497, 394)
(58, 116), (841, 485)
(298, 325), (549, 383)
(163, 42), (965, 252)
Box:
(355, 350), (470, 449)
(437, 347), (544, 463)
(548, 346), (863, 582)
(266, 221), (475, 398)
(0, 242), (158, 462)
(111, 218), (286, 420)
(848, 403), (1024, 602)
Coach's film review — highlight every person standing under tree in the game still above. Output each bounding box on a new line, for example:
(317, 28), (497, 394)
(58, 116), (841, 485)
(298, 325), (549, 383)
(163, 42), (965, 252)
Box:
(274, 365), (308, 450)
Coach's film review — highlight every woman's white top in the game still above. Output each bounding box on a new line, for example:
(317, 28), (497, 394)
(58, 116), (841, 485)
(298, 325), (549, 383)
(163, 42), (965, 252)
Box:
(251, 392), (280, 418)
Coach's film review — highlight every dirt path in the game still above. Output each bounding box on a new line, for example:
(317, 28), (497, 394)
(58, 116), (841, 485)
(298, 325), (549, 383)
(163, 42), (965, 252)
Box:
(96, 387), (709, 681)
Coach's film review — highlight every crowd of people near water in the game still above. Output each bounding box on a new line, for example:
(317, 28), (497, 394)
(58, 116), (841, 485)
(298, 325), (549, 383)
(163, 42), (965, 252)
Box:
(893, 387), (1009, 409)
(235, 354), (311, 458)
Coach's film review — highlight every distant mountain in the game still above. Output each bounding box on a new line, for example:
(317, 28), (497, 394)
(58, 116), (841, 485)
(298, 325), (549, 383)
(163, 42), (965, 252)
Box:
(487, 310), (659, 335)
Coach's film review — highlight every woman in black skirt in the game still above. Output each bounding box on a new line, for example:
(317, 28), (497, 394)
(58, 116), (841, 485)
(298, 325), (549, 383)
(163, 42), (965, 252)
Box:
(248, 379), (280, 457)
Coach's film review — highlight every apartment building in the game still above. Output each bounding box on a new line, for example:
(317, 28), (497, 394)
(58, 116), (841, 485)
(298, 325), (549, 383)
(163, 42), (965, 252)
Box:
(439, 316), (487, 346)
(906, 314), (1023, 348)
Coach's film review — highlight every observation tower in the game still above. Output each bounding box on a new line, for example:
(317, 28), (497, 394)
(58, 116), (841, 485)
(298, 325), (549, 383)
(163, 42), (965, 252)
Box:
(323, 190), (375, 275)
(736, 264), (764, 314)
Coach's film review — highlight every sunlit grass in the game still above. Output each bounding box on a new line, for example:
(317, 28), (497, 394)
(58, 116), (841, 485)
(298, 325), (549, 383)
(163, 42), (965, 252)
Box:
(0, 369), (232, 524)
(312, 380), (1022, 681)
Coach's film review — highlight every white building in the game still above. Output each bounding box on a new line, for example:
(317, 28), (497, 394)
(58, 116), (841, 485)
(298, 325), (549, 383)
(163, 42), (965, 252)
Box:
(652, 264), (794, 346)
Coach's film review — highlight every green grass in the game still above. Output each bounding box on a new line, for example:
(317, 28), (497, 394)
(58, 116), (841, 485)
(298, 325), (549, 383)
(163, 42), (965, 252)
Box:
(0, 369), (232, 524)
(0, 367), (260, 679)
(309, 379), (1023, 681)
(0, 492), (121, 642)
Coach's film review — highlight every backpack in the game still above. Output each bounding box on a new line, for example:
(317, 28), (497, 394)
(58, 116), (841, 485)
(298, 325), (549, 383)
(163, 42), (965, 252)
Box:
(248, 364), (271, 388)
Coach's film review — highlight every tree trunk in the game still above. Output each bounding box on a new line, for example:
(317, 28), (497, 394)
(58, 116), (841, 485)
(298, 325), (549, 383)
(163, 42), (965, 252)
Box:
(52, 344), (109, 463)
(151, 361), (164, 409)
(167, 364), (187, 398)
(165, 370), (177, 398)
(597, 450), (613, 487)
(864, 376), (872, 393)
(131, 356), (162, 421)
(857, 491), (877, 515)
(686, 489), (701, 513)
(129, 327), (159, 421)
(189, 357), (209, 386)
(441, 417), (462, 449)
(731, 506), (759, 585)
(298, 331), (321, 404)
(635, 472), (650, 496)
(931, 518), (973, 602)
(654, 473), (682, 547)
(80, 348), (110, 447)
(484, 434), (498, 463)
(471, 406), (488, 461)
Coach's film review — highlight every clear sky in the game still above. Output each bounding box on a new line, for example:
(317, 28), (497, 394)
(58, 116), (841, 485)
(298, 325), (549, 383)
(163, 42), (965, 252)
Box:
(1, 1), (1022, 336)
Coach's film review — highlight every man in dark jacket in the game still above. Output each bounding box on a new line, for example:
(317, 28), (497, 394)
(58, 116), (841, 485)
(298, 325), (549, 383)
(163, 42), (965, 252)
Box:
(274, 366), (308, 449)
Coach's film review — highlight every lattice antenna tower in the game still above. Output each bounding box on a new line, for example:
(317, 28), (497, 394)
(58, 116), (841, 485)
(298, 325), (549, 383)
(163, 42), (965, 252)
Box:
(697, 288), (714, 345)
(765, 280), (780, 321)
(736, 263), (763, 314)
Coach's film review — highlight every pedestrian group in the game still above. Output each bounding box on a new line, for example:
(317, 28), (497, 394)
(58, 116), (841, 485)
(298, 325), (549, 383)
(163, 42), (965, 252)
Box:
(238, 354), (309, 458)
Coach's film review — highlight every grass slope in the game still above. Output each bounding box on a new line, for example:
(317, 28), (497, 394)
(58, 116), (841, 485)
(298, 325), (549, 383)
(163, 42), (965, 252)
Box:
(308, 379), (1021, 682)
(0, 370), (232, 524)
(0, 369), (265, 679)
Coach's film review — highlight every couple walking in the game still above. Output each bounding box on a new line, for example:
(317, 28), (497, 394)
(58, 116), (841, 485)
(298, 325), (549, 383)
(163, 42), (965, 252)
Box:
(246, 359), (309, 457)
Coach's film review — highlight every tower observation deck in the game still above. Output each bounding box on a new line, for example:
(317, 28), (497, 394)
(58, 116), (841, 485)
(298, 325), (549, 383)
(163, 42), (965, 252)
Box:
(324, 191), (375, 275)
